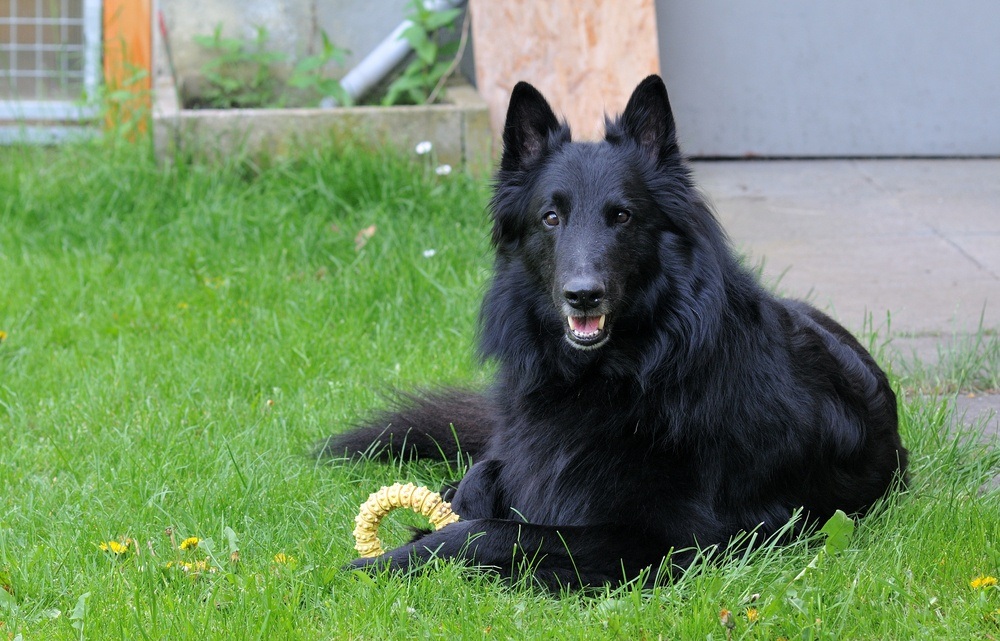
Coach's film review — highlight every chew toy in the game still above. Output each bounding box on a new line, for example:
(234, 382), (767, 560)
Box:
(353, 482), (461, 557)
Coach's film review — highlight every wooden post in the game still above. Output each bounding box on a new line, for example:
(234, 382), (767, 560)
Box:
(468, 0), (660, 141)
(103, 0), (152, 134)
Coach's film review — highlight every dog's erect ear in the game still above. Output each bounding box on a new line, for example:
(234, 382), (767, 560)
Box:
(618, 75), (677, 161)
(500, 82), (562, 172)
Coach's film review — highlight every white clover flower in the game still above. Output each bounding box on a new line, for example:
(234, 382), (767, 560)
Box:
(415, 141), (433, 155)
(435, 164), (452, 176)
(422, 249), (436, 258)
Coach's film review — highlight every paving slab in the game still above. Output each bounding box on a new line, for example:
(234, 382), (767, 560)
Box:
(955, 392), (1000, 493)
(955, 392), (1000, 441)
(690, 159), (1000, 453)
(691, 159), (1000, 337)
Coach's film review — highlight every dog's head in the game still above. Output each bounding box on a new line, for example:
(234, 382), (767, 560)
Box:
(488, 75), (706, 353)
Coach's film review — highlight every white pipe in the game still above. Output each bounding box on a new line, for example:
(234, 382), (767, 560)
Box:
(332, 0), (466, 105)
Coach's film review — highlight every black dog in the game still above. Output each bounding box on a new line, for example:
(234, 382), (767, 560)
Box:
(318, 75), (908, 590)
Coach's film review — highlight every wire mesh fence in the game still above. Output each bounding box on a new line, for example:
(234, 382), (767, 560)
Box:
(1, 0), (101, 132)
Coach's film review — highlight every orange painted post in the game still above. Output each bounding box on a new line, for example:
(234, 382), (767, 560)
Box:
(103, 0), (152, 135)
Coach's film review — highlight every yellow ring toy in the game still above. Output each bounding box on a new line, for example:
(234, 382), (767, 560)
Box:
(353, 482), (461, 558)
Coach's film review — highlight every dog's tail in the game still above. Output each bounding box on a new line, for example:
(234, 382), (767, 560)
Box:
(312, 388), (494, 462)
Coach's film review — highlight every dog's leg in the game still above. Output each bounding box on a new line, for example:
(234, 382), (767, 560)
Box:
(405, 459), (505, 545)
(446, 459), (504, 517)
(349, 519), (681, 590)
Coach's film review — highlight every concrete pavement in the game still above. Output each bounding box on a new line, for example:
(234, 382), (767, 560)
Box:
(690, 159), (999, 442)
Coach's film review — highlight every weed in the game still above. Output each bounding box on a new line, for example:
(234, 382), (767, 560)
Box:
(382, 0), (465, 106)
(192, 25), (284, 108)
(287, 30), (351, 107)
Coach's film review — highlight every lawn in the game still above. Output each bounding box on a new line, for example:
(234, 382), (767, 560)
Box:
(0, 139), (998, 639)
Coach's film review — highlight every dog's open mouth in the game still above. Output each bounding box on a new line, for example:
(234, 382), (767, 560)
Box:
(566, 314), (608, 349)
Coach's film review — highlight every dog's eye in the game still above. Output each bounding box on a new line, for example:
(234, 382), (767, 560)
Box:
(542, 211), (560, 227)
(614, 210), (631, 224)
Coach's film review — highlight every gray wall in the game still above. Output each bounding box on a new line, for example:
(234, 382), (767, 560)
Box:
(656, 0), (1000, 156)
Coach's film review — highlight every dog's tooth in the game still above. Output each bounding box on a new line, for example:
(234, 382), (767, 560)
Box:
(598, 315), (606, 330)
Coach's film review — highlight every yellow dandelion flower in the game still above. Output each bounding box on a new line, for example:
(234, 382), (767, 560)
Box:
(273, 552), (296, 564)
(188, 560), (214, 574)
(179, 536), (200, 551)
(971, 575), (998, 589)
(745, 607), (760, 622)
(99, 539), (131, 555)
(0, 330), (7, 343)
(166, 559), (216, 575)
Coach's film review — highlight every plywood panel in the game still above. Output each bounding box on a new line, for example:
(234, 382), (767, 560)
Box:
(469, 0), (660, 141)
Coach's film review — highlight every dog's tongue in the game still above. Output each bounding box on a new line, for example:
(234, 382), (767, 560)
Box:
(569, 316), (602, 335)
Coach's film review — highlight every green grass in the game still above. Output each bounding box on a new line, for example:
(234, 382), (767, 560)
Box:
(891, 327), (1000, 394)
(1, 141), (998, 639)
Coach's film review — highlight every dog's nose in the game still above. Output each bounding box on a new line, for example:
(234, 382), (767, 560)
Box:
(563, 280), (605, 310)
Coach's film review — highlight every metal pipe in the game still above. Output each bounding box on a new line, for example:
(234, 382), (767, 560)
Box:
(332, 0), (466, 105)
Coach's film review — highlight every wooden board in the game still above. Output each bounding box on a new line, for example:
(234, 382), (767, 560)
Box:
(103, 0), (152, 133)
(468, 0), (660, 141)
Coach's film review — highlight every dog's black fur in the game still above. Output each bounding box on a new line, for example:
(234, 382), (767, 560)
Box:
(317, 75), (908, 590)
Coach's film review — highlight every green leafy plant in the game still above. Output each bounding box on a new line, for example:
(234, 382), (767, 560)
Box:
(757, 510), (856, 629)
(193, 25), (285, 108)
(70, 592), (91, 640)
(89, 65), (152, 143)
(192, 25), (351, 109)
(287, 30), (352, 107)
(383, 0), (465, 106)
